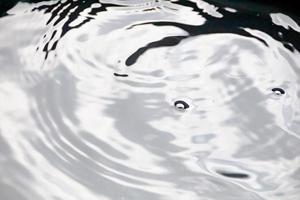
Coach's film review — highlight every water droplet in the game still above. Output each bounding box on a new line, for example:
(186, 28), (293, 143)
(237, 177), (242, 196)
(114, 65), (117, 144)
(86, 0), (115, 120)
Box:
(174, 100), (189, 110)
(272, 88), (285, 96)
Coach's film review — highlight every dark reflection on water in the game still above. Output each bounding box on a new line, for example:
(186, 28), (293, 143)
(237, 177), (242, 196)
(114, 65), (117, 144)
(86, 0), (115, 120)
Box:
(217, 171), (250, 179)
(0, 0), (300, 200)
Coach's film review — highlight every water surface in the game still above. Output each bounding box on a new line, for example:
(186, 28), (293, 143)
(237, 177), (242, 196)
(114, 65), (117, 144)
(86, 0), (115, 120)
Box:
(0, 0), (300, 199)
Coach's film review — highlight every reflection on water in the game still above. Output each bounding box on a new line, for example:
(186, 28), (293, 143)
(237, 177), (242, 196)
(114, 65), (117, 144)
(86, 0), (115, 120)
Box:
(0, 0), (300, 199)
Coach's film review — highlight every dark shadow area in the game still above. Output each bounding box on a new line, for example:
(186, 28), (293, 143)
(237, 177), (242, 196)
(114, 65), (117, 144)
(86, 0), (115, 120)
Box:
(125, 0), (300, 66)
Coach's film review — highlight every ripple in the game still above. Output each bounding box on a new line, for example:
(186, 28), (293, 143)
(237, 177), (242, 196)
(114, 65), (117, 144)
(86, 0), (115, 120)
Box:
(1, 1), (300, 200)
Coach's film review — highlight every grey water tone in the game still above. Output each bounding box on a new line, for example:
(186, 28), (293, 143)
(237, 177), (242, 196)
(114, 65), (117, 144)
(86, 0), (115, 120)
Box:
(0, 0), (300, 199)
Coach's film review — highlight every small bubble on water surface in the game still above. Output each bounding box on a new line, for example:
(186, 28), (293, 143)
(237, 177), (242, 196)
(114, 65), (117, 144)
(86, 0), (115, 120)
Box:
(174, 100), (189, 110)
(272, 88), (285, 96)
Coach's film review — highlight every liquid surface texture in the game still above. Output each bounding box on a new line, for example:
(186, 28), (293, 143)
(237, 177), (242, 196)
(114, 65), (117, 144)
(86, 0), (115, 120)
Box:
(0, 1), (300, 200)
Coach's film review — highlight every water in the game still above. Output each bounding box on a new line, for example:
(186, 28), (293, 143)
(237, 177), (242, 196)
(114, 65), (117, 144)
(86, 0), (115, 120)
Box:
(0, 0), (300, 199)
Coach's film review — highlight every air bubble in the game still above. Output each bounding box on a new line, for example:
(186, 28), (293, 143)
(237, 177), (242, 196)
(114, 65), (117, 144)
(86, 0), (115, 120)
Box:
(174, 100), (189, 110)
(272, 88), (285, 96)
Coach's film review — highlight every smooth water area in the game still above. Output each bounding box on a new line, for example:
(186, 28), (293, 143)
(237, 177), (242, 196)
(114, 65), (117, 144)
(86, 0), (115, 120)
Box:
(0, 0), (300, 199)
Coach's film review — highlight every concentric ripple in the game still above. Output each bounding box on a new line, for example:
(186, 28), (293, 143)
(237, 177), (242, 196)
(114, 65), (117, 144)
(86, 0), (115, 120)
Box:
(0, 1), (300, 200)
